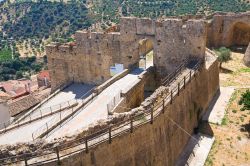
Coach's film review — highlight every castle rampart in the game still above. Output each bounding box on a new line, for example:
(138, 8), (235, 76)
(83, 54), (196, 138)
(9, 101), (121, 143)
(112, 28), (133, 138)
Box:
(47, 17), (207, 91)
(37, 52), (219, 166)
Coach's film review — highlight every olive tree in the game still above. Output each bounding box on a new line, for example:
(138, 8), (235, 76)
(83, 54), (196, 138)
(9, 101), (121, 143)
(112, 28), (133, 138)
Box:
(216, 47), (232, 68)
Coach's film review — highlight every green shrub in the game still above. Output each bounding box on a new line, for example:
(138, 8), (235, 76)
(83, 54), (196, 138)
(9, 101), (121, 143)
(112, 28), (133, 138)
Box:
(221, 117), (228, 126)
(215, 47), (232, 68)
(238, 90), (250, 111)
(232, 109), (237, 113)
(0, 47), (12, 61)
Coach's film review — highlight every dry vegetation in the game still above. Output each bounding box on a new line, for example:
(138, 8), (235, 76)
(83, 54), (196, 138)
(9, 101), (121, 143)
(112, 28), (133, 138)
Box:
(205, 50), (250, 166)
(205, 89), (250, 166)
(220, 51), (250, 87)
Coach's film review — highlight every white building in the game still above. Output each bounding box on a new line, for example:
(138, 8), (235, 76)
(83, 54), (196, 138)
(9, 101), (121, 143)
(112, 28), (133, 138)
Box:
(0, 99), (10, 130)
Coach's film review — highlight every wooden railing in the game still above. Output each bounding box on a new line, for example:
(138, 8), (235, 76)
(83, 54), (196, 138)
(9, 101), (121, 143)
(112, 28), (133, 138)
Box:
(0, 99), (78, 135)
(0, 59), (203, 166)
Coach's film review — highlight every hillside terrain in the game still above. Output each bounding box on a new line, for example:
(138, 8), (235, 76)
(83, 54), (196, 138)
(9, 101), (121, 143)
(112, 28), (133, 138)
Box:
(89, 0), (250, 24)
(0, 0), (249, 82)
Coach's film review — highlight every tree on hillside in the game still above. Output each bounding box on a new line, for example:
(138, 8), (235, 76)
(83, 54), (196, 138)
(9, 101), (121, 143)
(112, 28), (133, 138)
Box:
(216, 47), (232, 68)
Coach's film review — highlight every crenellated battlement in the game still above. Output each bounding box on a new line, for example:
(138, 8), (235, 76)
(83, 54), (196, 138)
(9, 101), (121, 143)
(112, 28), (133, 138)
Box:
(75, 31), (121, 46)
(46, 43), (77, 57)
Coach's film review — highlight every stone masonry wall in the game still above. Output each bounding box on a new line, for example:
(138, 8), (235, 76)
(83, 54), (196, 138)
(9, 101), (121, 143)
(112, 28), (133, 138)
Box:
(43, 56), (219, 166)
(46, 32), (121, 90)
(119, 17), (207, 76)
(46, 18), (207, 91)
(207, 12), (250, 47)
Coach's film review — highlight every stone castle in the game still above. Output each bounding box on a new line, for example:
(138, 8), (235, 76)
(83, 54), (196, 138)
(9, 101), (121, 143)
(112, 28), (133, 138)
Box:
(46, 17), (207, 91)
(46, 12), (250, 91)
(0, 12), (249, 166)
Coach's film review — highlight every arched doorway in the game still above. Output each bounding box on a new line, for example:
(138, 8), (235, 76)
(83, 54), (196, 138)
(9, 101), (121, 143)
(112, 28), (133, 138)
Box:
(231, 22), (250, 47)
(138, 38), (154, 69)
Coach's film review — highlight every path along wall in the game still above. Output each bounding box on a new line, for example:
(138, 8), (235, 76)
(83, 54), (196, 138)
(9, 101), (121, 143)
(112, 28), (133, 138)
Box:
(43, 56), (219, 166)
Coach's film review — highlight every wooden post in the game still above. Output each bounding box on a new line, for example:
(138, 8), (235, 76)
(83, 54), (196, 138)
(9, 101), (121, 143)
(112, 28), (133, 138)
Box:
(170, 91), (173, 104)
(162, 99), (165, 114)
(130, 117), (133, 133)
(40, 109), (42, 118)
(108, 126), (112, 144)
(150, 106), (153, 124)
(189, 71), (192, 83)
(32, 133), (34, 140)
(178, 83), (180, 96)
(46, 123), (49, 132)
(4, 123), (6, 133)
(184, 76), (186, 89)
(85, 139), (89, 153)
(107, 104), (109, 114)
(56, 147), (60, 164)
(50, 107), (52, 114)
(24, 155), (28, 166)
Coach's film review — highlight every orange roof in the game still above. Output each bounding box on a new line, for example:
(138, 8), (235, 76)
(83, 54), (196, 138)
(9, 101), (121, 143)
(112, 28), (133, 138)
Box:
(38, 70), (50, 80)
(0, 79), (33, 98)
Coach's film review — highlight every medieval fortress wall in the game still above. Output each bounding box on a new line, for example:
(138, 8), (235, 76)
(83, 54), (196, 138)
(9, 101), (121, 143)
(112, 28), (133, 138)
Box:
(47, 12), (250, 92)
(46, 17), (207, 91)
(207, 11), (250, 47)
(43, 54), (219, 166)
(1, 12), (248, 166)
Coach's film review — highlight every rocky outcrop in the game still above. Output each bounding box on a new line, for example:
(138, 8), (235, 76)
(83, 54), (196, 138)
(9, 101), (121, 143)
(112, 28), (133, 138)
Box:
(243, 43), (250, 67)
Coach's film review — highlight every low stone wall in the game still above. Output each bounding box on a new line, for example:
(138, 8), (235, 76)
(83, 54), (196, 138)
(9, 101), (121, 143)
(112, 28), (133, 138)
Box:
(94, 69), (129, 94)
(121, 79), (145, 111)
(41, 57), (219, 166)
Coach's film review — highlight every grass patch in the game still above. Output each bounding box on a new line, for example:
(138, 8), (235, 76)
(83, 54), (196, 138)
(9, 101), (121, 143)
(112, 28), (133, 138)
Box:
(221, 115), (228, 126)
(229, 90), (238, 105)
(232, 109), (237, 113)
(236, 68), (250, 73)
(205, 140), (218, 166)
(0, 47), (12, 61)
